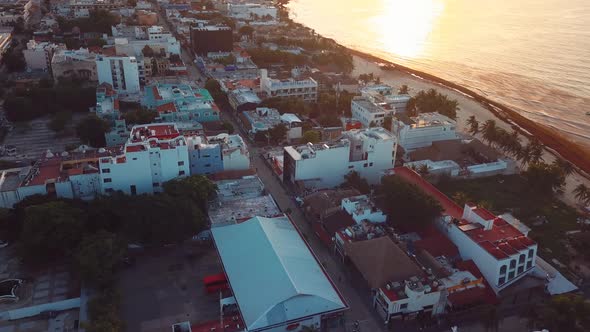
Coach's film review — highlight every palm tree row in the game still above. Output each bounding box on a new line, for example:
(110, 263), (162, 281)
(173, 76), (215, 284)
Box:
(573, 184), (590, 206)
(466, 117), (544, 166)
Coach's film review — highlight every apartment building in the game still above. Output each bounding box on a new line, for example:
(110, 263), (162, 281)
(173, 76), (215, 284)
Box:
(51, 48), (98, 82)
(143, 83), (220, 123)
(392, 112), (458, 151)
(23, 40), (65, 72)
(260, 69), (317, 102)
(283, 127), (395, 189)
(96, 55), (141, 94)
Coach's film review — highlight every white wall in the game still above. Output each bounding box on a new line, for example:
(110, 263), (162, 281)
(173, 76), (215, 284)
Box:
(100, 150), (154, 195)
(394, 122), (458, 151)
(96, 56), (140, 94)
(69, 173), (101, 199)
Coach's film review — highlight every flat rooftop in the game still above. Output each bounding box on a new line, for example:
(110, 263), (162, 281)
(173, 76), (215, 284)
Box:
(214, 176), (264, 202)
(208, 194), (281, 227)
(410, 112), (456, 128)
(130, 123), (180, 142)
(353, 97), (383, 113)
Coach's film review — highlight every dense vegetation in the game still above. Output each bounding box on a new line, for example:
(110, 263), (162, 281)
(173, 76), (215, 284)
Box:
(407, 88), (459, 119)
(4, 80), (96, 122)
(376, 175), (443, 229)
(57, 9), (118, 34)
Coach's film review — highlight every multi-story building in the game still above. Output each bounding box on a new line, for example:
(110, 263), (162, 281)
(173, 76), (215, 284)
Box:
(113, 26), (181, 58)
(351, 96), (393, 128)
(23, 40), (65, 72)
(360, 84), (411, 113)
(392, 112), (458, 151)
(283, 128), (395, 189)
(238, 107), (302, 140)
(393, 167), (538, 294)
(189, 24), (232, 56)
(96, 55), (141, 94)
(186, 135), (223, 175)
(51, 48), (98, 82)
(260, 69), (318, 102)
(142, 83), (220, 123)
(206, 133), (250, 172)
(98, 123), (190, 195)
(227, 88), (261, 112)
(227, 3), (277, 20)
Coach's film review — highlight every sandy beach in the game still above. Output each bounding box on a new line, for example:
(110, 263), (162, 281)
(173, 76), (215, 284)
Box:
(351, 55), (590, 208)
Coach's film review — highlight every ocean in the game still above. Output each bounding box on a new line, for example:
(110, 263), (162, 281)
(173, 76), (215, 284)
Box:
(287, 0), (590, 147)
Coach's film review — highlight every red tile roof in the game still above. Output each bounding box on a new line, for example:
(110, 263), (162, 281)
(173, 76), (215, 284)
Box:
(381, 287), (399, 302)
(454, 260), (499, 304)
(130, 124), (180, 141)
(473, 207), (496, 221)
(152, 86), (162, 100)
(447, 286), (486, 307)
(156, 102), (176, 113)
(126, 145), (145, 153)
(392, 167), (535, 261)
(26, 159), (62, 186)
(415, 233), (459, 258)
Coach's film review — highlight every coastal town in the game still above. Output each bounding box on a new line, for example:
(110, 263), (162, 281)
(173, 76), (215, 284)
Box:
(0, 0), (589, 332)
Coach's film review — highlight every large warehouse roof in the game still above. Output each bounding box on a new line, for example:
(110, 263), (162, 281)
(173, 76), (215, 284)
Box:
(212, 216), (347, 331)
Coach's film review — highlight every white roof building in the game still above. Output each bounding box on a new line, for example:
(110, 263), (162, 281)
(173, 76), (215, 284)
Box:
(212, 216), (348, 331)
(392, 112), (459, 151)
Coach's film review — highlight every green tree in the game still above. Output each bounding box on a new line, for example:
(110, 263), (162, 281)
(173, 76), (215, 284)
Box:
(19, 201), (86, 262)
(163, 175), (217, 211)
(76, 231), (126, 286)
(76, 115), (111, 147)
(49, 111), (72, 132)
(466, 115), (479, 135)
(407, 88), (459, 119)
(205, 79), (228, 104)
(142, 45), (155, 57)
(522, 162), (566, 197)
(343, 171), (370, 194)
(398, 84), (409, 94)
(452, 192), (471, 206)
(222, 121), (234, 134)
(552, 158), (574, 176)
(84, 288), (125, 332)
(302, 130), (320, 144)
(573, 184), (590, 205)
(268, 123), (288, 143)
(87, 37), (106, 47)
(377, 175), (443, 228)
(382, 116), (393, 131)
(123, 108), (157, 125)
(2, 48), (26, 72)
(481, 119), (498, 146)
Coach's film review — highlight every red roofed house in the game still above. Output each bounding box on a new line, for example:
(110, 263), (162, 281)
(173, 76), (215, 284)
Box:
(392, 167), (538, 294)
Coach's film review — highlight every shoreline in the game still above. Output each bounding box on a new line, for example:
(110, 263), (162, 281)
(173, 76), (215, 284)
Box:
(340, 47), (590, 178)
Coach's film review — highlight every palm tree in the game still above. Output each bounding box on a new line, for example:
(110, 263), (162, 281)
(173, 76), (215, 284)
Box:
(417, 164), (430, 176)
(526, 138), (544, 164)
(465, 115), (479, 135)
(573, 184), (590, 205)
(452, 191), (471, 206)
(481, 120), (498, 146)
(398, 84), (409, 94)
(552, 158), (574, 176)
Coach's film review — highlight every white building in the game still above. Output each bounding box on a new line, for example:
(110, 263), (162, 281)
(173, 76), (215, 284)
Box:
(404, 159), (461, 177)
(227, 3), (277, 20)
(23, 40), (65, 72)
(112, 26), (181, 57)
(98, 123), (190, 195)
(392, 113), (458, 151)
(283, 128), (395, 189)
(280, 113), (303, 140)
(351, 96), (393, 128)
(437, 203), (538, 294)
(211, 215), (348, 331)
(360, 84), (411, 113)
(341, 195), (386, 224)
(51, 48), (98, 82)
(260, 69), (317, 102)
(206, 133), (250, 172)
(96, 55), (141, 94)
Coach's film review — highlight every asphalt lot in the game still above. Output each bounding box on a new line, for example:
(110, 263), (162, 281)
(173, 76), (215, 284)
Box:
(118, 246), (223, 332)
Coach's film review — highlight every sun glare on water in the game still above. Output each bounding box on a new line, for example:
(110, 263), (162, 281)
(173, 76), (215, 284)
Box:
(372, 0), (445, 59)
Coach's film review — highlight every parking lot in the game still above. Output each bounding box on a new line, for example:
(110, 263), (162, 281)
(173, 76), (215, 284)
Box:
(118, 245), (224, 332)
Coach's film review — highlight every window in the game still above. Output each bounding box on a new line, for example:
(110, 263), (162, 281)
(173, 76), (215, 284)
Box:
(205, 164), (211, 167)
(178, 161), (184, 166)
(132, 157), (138, 160)
(105, 188), (114, 193)
(130, 185), (137, 195)
(153, 183), (160, 187)
(153, 163), (157, 166)
(400, 303), (408, 310)
(509, 260), (516, 269)
(519, 254), (525, 264)
(369, 162), (374, 167)
(517, 266), (524, 274)
(348, 165), (354, 169)
(101, 168), (110, 173)
(528, 249), (534, 258)
(526, 261), (532, 269)
(179, 170), (185, 176)
(500, 265), (507, 275)
(498, 277), (506, 285)
(103, 178), (112, 183)
(363, 163), (368, 168)
(508, 271), (515, 280)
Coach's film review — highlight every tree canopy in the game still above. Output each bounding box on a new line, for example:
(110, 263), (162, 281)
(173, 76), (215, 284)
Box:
(302, 130), (320, 144)
(76, 231), (126, 287)
(377, 175), (443, 228)
(76, 115), (111, 147)
(123, 108), (158, 125)
(407, 88), (459, 119)
(343, 171), (370, 194)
